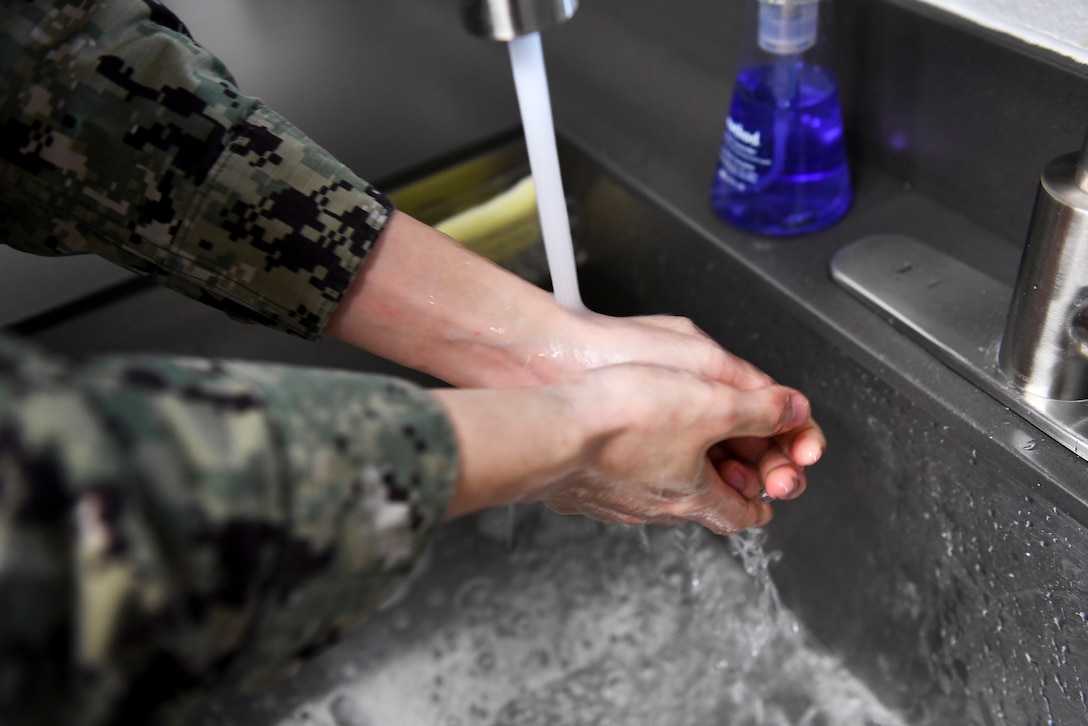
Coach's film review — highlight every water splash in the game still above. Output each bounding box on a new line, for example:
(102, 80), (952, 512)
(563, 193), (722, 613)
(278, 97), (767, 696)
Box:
(258, 518), (907, 726)
(727, 528), (791, 658)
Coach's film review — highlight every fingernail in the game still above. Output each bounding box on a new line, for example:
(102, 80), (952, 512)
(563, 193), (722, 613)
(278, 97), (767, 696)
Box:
(781, 393), (796, 426)
(781, 475), (799, 498)
(725, 466), (747, 493)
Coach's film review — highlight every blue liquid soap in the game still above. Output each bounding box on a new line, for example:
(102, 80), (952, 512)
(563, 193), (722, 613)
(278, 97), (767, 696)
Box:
(711, 61), (852, 236)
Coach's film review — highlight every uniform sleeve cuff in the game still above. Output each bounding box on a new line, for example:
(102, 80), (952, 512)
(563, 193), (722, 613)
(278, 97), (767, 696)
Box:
(176, 105), (393, 340)
(220, 362), (458, 687)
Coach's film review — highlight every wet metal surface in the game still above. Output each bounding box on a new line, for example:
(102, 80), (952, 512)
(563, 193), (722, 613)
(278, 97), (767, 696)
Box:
(831, 234), (1088, 462)
(28, 140), (1088, 724)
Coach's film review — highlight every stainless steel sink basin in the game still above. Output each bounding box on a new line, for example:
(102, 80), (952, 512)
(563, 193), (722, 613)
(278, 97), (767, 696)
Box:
(23, 138), (1088, 726)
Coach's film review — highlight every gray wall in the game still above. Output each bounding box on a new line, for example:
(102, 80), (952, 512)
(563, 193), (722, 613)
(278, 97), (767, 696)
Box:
(168, 0), (521, 185)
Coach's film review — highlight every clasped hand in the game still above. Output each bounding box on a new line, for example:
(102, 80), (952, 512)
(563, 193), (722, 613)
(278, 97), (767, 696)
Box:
(435, 313), (824, 535)
(329, 212), (825, 535)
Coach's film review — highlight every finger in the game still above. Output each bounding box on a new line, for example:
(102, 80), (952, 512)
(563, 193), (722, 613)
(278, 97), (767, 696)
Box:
(545, 499), (648, 527)
(690, 490), (773, 536)
(708, 441), (730, 468)
(765, 467), (806, 500)
(631, 315), (779, 391)
(665, 473), (772, 535)
(717, 458), (764, 500)
(718, 355), (777, 391)
(717, 432), (811, 501)
(718, 415), (825, 469)
(719, 435), (772, 465)
(779, 417), (827, 467)
(756, 442), (807, 500)
(712, 385), (812, 441)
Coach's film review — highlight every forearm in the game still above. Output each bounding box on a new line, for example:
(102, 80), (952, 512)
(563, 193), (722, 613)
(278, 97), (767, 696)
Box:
(431, 383), (586, 517)
(326, 211), (573, 388)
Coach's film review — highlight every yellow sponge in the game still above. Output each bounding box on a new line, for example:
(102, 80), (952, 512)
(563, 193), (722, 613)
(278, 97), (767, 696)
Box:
(434, 176), (541, 263)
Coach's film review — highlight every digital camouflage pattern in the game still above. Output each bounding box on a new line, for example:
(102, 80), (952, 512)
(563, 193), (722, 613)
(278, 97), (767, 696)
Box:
(0, 334), (459, 726)
(0, 0), (391, 339)
(0, 1), (463, 724)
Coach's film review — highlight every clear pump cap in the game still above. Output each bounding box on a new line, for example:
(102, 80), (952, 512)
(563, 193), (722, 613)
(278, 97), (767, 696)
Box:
(758, 0), (820, 55)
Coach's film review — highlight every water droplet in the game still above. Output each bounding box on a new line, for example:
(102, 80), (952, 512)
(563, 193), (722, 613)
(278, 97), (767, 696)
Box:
(1022, 439), (1038, 451)
(522, 648), (551, 670)
(454, 576), (497, 617)
(472, 649), (497, 676)
(329, 695), (373, 726)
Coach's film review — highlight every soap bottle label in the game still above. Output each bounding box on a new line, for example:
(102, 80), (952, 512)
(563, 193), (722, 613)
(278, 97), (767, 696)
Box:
(710, 63), (852, 236)
(719, 116), (772, 192)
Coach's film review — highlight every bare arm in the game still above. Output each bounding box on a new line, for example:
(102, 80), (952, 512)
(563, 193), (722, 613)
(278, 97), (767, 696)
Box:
(327, 211), (826, 500)
(326, 212), (566, 388)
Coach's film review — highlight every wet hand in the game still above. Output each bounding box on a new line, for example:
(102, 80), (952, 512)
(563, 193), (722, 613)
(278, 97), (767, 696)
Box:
(437, 364), (815, 535)
(535, 310), (826, 499)
(542, 364), (813, 533)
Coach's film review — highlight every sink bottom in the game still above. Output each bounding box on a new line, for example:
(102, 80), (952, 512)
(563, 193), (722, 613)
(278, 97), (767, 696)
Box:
(196, 513), (906, 726)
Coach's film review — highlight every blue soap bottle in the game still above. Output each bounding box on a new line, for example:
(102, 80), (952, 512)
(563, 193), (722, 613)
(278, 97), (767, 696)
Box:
(711, 0), (852, 236)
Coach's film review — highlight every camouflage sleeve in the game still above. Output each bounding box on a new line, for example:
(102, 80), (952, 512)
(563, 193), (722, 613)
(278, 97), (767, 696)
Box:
(0, 0), (391, 339)
(0, 333), (458, 726)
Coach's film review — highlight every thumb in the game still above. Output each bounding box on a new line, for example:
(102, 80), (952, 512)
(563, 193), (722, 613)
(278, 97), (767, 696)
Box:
(710, 384), (811, 441)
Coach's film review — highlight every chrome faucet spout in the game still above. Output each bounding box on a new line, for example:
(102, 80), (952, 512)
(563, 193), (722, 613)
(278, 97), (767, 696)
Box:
(999, 133), (1088, 401)
(460, 0), (578, 41)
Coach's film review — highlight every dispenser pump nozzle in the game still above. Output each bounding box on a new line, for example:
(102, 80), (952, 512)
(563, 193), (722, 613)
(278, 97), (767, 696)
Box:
(758, 0), (820, 55)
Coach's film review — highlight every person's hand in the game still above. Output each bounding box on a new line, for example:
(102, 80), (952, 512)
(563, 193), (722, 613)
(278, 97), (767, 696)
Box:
(434, 363), (812, 535)
(327, 213), (824, 499)
(515, 309), (825, 500)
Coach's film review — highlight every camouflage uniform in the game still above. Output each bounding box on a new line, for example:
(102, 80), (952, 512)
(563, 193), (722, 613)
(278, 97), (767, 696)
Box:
(0, 1), (460, 724)
(1, 0), (386, 338)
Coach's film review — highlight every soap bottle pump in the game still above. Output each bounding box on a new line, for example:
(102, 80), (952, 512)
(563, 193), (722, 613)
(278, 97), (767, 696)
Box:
(710, 0), (852, 236)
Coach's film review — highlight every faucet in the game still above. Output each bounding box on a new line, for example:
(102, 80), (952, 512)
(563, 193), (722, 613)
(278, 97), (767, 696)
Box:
(460, 0), (578, 41)
(999, 128), (1088, 401)
(458, 0), (587, 311)
(830, 125), (1088, 461)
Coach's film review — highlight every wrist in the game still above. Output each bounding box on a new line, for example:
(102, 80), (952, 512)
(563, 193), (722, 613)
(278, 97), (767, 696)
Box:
(432, 383), (590, 518)
(326, 211), (577, 388)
